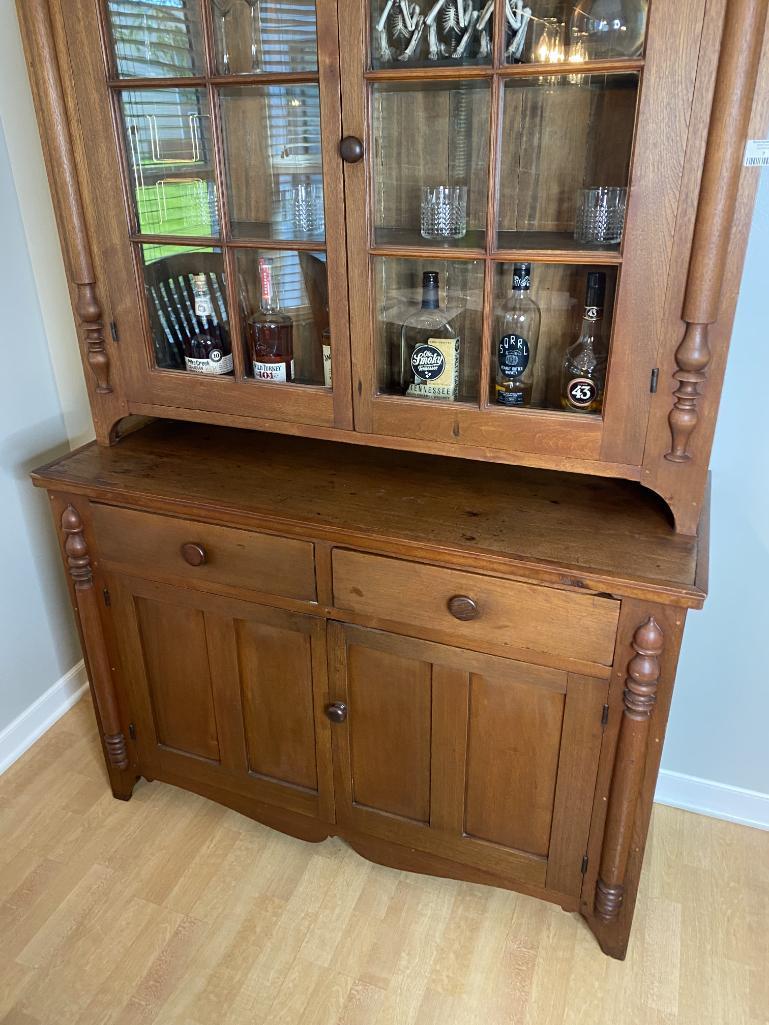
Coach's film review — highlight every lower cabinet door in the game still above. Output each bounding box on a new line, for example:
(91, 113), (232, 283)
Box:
(328, 623), (609, 897)
(112, 575), (334, 822)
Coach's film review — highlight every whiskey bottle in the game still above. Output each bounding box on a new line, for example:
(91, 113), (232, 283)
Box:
(399, 271), (460, 402)
(249, 258), (294, 383)
(494, 262), (541, 407)
(321, 308), (332, 388)
(183, 274), (233, 375)
(561, 271), (607, 413)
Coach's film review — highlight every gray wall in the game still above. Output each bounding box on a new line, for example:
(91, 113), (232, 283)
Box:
(0, 123), (82, 727)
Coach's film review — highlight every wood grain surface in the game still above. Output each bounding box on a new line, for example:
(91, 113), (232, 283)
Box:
(32, 420), (705, 607)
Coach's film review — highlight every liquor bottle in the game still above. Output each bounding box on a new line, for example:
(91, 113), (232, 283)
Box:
(561, 271), (607, 413)
(321, 308), (332, 388)
(183, 274), (233, 376)
(494, 262), (541, 407)
(399, 271), (460, 402)
(249, 258), (294, 383)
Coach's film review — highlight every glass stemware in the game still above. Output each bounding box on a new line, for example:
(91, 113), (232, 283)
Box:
(212, 1), (234, 74)
(243, 0), (263, 73)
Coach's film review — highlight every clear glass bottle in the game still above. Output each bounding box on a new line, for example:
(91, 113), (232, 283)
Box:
(321, 306), (332, 388)
(494, 262), (541, 408)
(249, 258), (294, 383)
(399, 271), (460, 402)
(183, 274), (233, 376)
(561, 271), (607, 413)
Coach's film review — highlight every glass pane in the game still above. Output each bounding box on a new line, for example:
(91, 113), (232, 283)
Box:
(235, 249), (330, 386)
(497, 73), (637, 252)
(374, 257), (484, 403)
(220, 85), (325, 242)
(139, 245), (232, 375)
(106, 0), (205, 78)
(370, 0), (494, 69)
(120, 89), (220, 238)
(489, 261), (617, 412)
(212, 0), (319, 74)
(504, 1), (648, 65)
(372, 81), (490, 249)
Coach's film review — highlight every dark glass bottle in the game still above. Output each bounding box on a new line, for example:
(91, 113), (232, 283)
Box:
(249, 258), (294, 383)
(399, 271), (460, 401)
(183, 274), (233, 376)
(561, 271), (607, 413)
(494, 262), (541, 407)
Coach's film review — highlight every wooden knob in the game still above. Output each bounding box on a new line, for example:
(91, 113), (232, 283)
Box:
(181, 542), (207, 567)
(447, 595), (478, 621)
(340, 136), (364, 163)
(325, 701), (348, 724)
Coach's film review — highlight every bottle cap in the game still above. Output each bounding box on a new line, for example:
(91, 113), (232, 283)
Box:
(586, 271), (606, 309)
(513, 263), (532, 289)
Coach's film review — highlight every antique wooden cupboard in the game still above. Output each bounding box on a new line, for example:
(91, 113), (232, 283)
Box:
(20, 0), (768, 960)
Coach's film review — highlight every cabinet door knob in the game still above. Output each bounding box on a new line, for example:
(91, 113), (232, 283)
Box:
(181, 542), (207, 567)
(340, 136), (364, 163)
(325, 701), (348, 724)
(447, 595), (479, 621)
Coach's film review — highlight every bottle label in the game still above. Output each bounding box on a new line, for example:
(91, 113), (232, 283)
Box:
(496, 387), (525, 407)
(322, 344), (332, 388)
(407, 338), (459, 401)
(195, 295), (214, 318)
(498, 334), (530, 379)
(253, 359), (294, 383)
(513, 269), (531, 290)
(585, 306), (601, 322)
(184, 350), (233, 375)
(565, 377), (598, 409)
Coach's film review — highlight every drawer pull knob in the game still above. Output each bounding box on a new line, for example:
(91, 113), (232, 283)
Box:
(181, 542), (207, 567)
(325, 701), (348, 724)
(448, 595), (479, 621)
(340, 136), (364, 163)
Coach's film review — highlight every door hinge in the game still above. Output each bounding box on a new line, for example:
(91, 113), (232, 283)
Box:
(581, 853), (589, 875)
(110, 320), (119, 342)
(601, 704), (609, 728)
(650, 367), (659, 393)
(128, 723), (137, 740)
(103, 587), (111, 608)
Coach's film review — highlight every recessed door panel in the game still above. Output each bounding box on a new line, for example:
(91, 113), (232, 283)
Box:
(134, 595), (220, 761)
(347, 643), (432, 823)
(236, 618), (318, 790)
(464, 672), (564, 857)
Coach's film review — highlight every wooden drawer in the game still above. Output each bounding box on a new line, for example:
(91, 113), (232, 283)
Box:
(92, 505), (316, 602)
(332, 550), (620, 666)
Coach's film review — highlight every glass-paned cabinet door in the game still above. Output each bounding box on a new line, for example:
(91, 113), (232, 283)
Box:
(98, 0), (350, 429)
(344, 0), (652, 459)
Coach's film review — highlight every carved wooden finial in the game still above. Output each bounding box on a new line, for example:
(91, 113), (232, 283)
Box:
(666, 324), (710, 463)
(62, 505), (93, 590)
(595, 615), (665, 923)
(624, 617), (664, 721)
(76, 283), (112, 395)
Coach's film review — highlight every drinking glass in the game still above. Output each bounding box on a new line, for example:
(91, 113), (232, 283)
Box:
(291, 182), (325, 237)
(575, 187), (627, 245)
(420, 185), (468, 241)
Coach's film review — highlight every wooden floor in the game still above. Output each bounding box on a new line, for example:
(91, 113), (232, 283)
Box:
(1, 698), (767, 1025)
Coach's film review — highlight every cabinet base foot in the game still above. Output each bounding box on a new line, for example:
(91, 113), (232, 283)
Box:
(110, 775), (139, 802)
(581, 913), (631, 961)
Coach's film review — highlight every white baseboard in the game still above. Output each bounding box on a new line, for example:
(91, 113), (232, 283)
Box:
(0, 661), (88, 775)
(655, 769), (769, 831)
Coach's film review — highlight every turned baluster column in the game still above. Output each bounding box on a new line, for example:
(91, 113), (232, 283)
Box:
(595, 617), (664, 921)
(61, 506), (127, 769)
(26, 0), (111, 394)
(667, 0), (767, 462)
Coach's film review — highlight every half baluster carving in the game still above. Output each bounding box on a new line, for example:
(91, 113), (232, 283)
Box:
(595, 617), (664, 922)
(62, 506), (127, 769)
(27, 0), (112, 394)
(667, 0), (767, 462)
